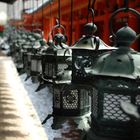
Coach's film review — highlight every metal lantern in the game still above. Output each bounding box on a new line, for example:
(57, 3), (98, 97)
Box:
(72, 8), (115, 85)
(41, 24), (75, 128)
(85, 7), (140, 140)
(22, 33), (35, 80)
(30, 36), (43, 81)
(22, 31), (45, 81)
(72, 36), (114, 84)
(48, 48), (91, 130)
(41, 24), (70, 84)
(52, 82), (91, 130)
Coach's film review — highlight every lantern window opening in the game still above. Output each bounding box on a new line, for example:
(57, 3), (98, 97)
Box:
(102, 92), (131, 121)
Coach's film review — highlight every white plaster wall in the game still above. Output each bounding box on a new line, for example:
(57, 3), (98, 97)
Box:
(0, 2), (7, 13)
(0, 0), (50, 20)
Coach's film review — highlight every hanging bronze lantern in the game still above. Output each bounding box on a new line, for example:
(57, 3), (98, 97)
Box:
(72, 8), (115, 85)
(41, 24), (70, 84)
(85, 7), (140, 140)
(30, 31), (46, 82)
(52, 83), (91, 130)
(22, 32), (35, 80)
(41, 23), (74, 128)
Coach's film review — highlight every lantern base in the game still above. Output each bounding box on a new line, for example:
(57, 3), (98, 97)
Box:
(52, 113), (91, 131)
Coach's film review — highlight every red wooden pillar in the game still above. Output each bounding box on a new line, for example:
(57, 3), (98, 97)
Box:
(102, 13), (110, 45)
(0, 25), (4, 32)
(43, 17), (49, 40)
(95, 0), (107, 15)
(65, 24), (71, 45)
(43, 17), (56, 40)
(74, 17), (80, 42)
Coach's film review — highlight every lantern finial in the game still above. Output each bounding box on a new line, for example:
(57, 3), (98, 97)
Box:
(116, 25), (136, 47)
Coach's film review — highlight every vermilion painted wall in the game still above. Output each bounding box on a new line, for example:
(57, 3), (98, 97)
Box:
(13, 0), (140, 50)
(0, 25), (4, 32)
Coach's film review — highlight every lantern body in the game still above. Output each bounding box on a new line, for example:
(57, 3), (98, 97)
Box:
(52, 83), (91, 129)
(90, 77), (140, 139)
(41, 48), (71, 83)
(86, 37), (140, 139)
(30, 54), (42, 76)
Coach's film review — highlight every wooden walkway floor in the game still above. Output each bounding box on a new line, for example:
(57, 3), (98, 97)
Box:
(0, 56), (48, 140)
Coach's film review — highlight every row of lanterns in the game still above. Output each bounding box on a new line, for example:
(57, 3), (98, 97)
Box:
(4, 0), (140, 139)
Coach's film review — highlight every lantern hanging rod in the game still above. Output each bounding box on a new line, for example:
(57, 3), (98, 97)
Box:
(124, 0), (129, 10)
(36, 0), (40, 30)
(109, 7), (140, 38)
(88, 0), (96, 11)
(58, 0), (61, 26)
(49, 0), (52, 29)
(32, 0), (35, 31)
(70, 0), (73, 46)
(87, 0), (96, 23)
(42, 0), (44, 31)
(22, 0), (31, 13)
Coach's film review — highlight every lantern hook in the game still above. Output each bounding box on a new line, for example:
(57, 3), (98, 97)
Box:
(85, 0), (97, 35)
(87, 0), (96, 23)
(124, 0), (129, 11)
(110, 7), (140, 39)
(87, 8), (95, 24)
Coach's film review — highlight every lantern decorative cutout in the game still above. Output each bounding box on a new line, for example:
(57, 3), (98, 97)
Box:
(85, 7), (140, 140)
(41, 24), (71, 84)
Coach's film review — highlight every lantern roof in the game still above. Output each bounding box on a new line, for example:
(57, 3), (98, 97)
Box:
(86, 24), (140, 80)
(72, 36), (115, 51)
(87, 48), (140, 79)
